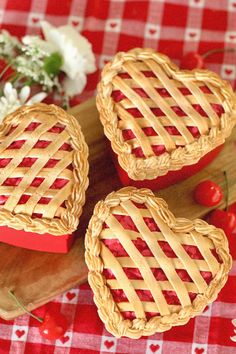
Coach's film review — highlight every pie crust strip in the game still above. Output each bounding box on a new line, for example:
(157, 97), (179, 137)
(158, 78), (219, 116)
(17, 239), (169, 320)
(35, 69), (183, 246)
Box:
(101, 244), (146, 319)
(145, 59), (218, 130)
(113, 76), (176, 151)
(120, 200), (192, 307)
(105, 214), (170, 316)
(122, 61), (198, 141)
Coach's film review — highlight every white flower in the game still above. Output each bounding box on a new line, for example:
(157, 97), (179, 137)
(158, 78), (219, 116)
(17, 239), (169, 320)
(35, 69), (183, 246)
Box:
(23, 21), (96, 96)
(0, 82), (47, 123)
(41, 21), (96, 77)
(62, 72), (87, 97)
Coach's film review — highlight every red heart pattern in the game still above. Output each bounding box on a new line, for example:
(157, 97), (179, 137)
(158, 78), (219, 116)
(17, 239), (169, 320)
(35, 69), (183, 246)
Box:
(15, 329), (25, 338)
(150, 343), (160, 352)
(195, 348), (204, 354)
(193, 0), (204, 4)
(104, 340), (114, 349)
(225, 68), (233, 75)
(72, 20), (79, 27)
(32, 17), (39, 23)
(60, 335), (70, 344)
(110, 22), (117, 29)
(66, 291), (76, 301)
(149, 28), (157, 35)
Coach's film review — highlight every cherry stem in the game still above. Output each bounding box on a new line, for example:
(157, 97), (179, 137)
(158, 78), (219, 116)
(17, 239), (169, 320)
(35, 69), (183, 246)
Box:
(8, 290), (43, 323)
(223, 170), (229, 211)
(202, 47), (235, 59)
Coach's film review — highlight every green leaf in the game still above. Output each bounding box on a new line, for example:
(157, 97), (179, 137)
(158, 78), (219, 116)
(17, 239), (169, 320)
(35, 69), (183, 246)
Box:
(43, 52), (63, 76)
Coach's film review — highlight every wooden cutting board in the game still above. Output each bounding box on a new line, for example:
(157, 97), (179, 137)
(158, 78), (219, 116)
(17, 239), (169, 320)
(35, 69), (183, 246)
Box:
(1, 97), (236, 321)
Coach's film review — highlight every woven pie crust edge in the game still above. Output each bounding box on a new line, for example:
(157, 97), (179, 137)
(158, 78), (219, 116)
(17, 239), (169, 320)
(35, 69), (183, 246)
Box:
(96, 48), (236, 180)
(85, 187), (232, 338)
(0, 103), (89, 236)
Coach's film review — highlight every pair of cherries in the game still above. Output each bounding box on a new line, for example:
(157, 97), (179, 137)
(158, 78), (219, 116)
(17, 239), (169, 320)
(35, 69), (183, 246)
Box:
(194, 177), (236, 237)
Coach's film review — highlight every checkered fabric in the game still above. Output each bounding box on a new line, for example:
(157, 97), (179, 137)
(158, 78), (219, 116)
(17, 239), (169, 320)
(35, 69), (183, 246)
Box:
(0, 0), (236, 353)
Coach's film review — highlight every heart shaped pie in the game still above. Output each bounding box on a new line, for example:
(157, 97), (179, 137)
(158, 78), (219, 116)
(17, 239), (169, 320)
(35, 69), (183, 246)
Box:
(0, 103), (89, 253)
(97, 48), (236, 181)
(85, 187), (232, 338)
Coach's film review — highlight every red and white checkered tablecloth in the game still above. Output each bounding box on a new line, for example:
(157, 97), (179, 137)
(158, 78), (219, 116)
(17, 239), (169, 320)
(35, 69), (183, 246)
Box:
(0, 0), (236, 353)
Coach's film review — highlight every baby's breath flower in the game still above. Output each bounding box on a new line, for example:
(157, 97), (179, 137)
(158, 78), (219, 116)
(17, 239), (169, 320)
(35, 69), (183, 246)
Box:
(0, 30), (20, 58)
(15, 43), (60, 92)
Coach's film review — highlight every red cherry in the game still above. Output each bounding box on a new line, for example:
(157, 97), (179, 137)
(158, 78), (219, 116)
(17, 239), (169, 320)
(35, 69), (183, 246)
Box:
(180, 52), (205, 70)
(228, 202), (236, 214)
(194, 180), (223, 207)
(38, 311), (68, 340)
(208, 209), (236, 237)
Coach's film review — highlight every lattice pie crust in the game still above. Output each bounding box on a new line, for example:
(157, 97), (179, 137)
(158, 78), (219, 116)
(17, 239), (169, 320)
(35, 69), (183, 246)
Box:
(0, 103), (89, 235)
(85, 187), (232, 338)
(97, 48), (236, 180)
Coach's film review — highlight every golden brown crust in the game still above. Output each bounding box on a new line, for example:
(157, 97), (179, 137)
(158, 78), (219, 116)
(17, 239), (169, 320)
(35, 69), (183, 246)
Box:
(85, 187), (232, 338)
(96, 48), (236, 180)
(0, 103), (89, 235)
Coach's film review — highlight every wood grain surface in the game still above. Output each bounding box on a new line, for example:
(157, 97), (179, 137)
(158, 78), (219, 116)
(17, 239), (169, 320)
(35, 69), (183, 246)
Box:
(0, 97), (235, 320)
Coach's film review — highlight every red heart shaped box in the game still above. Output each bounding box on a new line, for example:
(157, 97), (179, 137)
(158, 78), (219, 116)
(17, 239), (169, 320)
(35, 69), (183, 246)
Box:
(0, 227), (74, 253)
(97, 49), (236, 191)
(0, 104), (89, 253)
(0, 163), (75, 253)
(110, 144), (223, 190)
(108, 84), (224, 190)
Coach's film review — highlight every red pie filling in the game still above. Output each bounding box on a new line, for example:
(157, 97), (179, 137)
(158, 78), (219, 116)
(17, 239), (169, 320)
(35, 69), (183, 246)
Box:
(102, 202), (221, 320)
(112, 72), (224, 158)
(0, 122), (72, 218)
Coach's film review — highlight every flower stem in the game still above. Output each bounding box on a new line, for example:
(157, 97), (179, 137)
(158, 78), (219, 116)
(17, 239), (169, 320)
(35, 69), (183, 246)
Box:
(224, 170), (229, 211)
(8, 290), (43, 323)
(202, 47), (235, 59)
(11, 73), (24, 86)
(22, 77), (33, 87)
(0, 59), (14, 81)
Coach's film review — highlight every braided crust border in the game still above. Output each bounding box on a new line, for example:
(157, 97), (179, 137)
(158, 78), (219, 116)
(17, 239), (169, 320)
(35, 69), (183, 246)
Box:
(97, 48), (236, 180)
(85, 187), (232, 339)
(0, 103), (89, 236)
